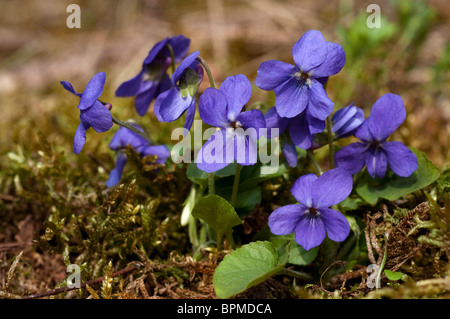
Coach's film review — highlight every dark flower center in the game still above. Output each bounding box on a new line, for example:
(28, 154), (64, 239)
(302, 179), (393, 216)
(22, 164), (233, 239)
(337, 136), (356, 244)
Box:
(145, 63), (166, 82)
(308, 207), (320, 217)
(369, 140), (383, 149)
(294, 71), (310, 87)
(294, 71), (309, 80)
(229, 121), (242, 130)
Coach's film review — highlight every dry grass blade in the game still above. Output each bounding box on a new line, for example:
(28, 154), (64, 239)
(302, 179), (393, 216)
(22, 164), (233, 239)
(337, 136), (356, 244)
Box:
(6, 251), (23, 291)
(85, 284), (100, 299)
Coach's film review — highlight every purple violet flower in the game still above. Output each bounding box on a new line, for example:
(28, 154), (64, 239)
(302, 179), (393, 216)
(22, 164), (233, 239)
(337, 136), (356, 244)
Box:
(106, 124), (170, 187)
(268, 168), (352, 251)
(196, 74), (266, 173)
(255, 30), (346, 120)
(115, 35), (190, 116)
(332, 103), (364, 138)
(153, 51), (203, 131)
(61, 72), (113, 154)
(335, 93), (418, 179)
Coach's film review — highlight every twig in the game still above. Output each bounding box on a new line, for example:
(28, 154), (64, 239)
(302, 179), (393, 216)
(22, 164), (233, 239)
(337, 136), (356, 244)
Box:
(369, 212), (384, 257)
(0, 242), (25, 252)
(364, 213), (377, 265)
(6, 251), (23, 291)
(320, 261), (346, 291)
(0, 194), (17, 201)
(21, 264), (141, 299)
(391, 244), (423, 272)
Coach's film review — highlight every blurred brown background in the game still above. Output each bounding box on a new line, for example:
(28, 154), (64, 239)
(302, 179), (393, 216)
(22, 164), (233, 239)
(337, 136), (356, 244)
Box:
(0, 0), (449, 167)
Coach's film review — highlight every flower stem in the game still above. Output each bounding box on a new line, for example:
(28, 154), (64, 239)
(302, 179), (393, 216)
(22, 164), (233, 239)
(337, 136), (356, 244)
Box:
(216, 232), (224, 251)
(230, 164), (243, 207)
(196, 56), (216, 89)
(208, 173), (215, 195)
(322, 79), (335, 169)
(376, 234), (388, 289)
(307, 150), (323, 176)
(279, 268), (312, 281)
(111, 115), (153, 143)
(326, 116), (335, 169)
(165, 44), (176, 75)
(197, 55), (217, 196)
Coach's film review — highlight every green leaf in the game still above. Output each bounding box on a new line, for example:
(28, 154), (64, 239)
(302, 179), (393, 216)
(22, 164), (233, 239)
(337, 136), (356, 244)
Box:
(215, 162), (238, 177)
(213, 241), (285, 299)
(434, 167), (450, 195)
(186, 163), (208, 187)
(191, 195), (241, 237)
(355, 147), (440, 205)
(239, 162), (287, 190)
(186, 163), (239, 187)
(270, 233), (319, 266)
(254, 227), (319, 266)
(216, 185), (262, 212)
(384, 269), (404, 281)
(338, 195), (368, 211)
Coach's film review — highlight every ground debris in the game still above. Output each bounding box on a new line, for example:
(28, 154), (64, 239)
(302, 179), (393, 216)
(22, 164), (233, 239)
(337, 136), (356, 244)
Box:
(120, 251), (220, 299)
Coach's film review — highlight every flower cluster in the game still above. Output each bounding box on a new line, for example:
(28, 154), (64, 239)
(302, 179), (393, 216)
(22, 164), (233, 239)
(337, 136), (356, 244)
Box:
(256, 30), (348, 167)
(61, 30), (419, 252)
(115, 35), (190, 116)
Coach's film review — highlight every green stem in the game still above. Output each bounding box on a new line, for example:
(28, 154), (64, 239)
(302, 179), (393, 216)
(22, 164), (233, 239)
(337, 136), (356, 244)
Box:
(208, 173), (215, 195)
(111, 115), (153, 143)
(216, 232), (223, 251)
(196, 56), (216, 89)
(197, 55), (217, 196)
(322, 79), (335, 169)
(280, 268), (312, 281)
(230, 164), (242, 207)
(188, 214), (199, 249)
(165, 44), (176, 75)
(376, 235), (388, 289)
(326, 116), (335, 169)
(307, 150), (323, 176)
(225, 232), (236, 250)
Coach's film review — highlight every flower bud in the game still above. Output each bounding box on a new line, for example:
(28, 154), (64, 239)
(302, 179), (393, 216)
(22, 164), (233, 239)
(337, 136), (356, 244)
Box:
(332, 103), (364, 138)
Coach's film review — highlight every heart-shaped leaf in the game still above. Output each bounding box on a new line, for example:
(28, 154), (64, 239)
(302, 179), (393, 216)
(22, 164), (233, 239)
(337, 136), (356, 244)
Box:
(213, 241), (286, 299)
(355, 147), (440, 205)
